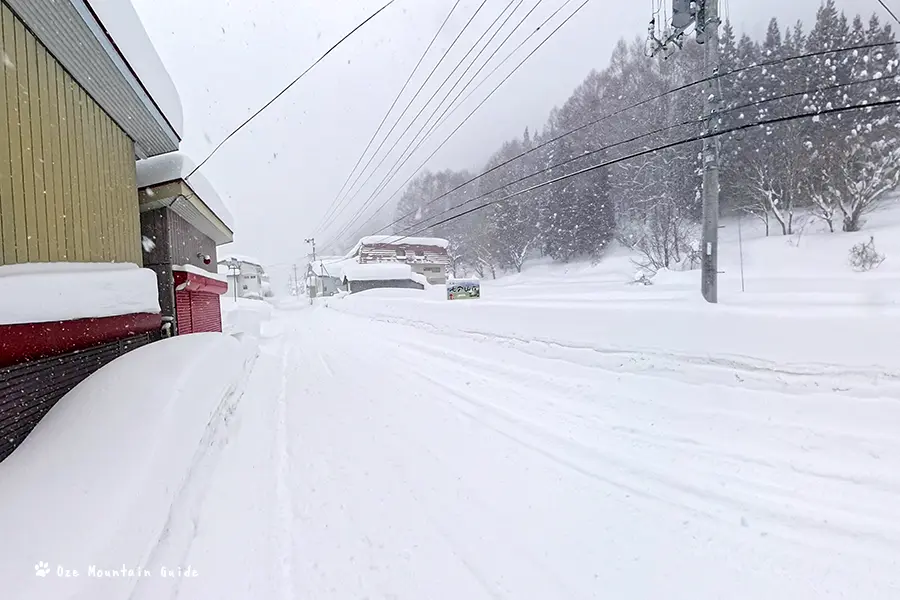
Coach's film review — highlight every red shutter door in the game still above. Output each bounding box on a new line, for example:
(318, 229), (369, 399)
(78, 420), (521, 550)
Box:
(190, 292), (222, 333)
(175, 289), (193, 334)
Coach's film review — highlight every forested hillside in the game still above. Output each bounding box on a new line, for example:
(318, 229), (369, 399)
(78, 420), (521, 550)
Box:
(381, 0), (900, 277)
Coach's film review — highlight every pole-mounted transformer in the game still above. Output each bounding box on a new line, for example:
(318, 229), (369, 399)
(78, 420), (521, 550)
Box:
(647, 0), (721, 304)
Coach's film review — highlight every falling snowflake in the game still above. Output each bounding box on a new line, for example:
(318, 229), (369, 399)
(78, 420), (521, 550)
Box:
(141, 236), (156, 252)
(145, 187), (155, 197)
(1, 51), (13, 70)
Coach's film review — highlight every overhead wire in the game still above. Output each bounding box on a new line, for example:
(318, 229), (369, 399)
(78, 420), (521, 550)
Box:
(313, 0), (465, 235)
(314, 0), (493, 236)
(319, 0), (526, 237)
(184, 0), (397, 181)
(398, 97), (900, 238)
(325, 0), (590, 248)
(392, 73), (891, 238)
(332, 39), (900, 246)
(875, 0), (900, 26)
(357, 0), (534, 206)
(357, 0), (554, 214)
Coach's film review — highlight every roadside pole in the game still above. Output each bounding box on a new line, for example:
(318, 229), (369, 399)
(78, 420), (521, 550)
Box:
(700, 0), (721, 303)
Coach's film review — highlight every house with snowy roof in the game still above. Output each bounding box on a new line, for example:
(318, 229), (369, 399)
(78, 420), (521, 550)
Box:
(0, 0), (232, 461)
(217, 254), (270, 300)
(348, 235), (451, 285)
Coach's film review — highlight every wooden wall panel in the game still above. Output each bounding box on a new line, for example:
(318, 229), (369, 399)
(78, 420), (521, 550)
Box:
(0, 3), (140, 266)
(0, 5), (13, 261)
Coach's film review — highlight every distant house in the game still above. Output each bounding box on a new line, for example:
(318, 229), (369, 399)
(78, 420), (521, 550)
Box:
(218, 255), (269, 299)
(309, 258), (346, 297)
(348, 236), (450, 285)
(341, 263), (426, 294)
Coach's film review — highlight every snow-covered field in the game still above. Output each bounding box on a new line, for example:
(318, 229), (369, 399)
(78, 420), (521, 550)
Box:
(3, 204), (900, 599)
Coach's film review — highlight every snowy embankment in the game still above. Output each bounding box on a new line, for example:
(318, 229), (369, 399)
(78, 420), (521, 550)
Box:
(329, 204), (900, 394)
(220, 296), (273, 338)
(0, 333), (257, 600)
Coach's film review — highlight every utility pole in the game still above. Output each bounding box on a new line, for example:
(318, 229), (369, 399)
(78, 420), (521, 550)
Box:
(292, 263), (299, 296)
(305, 237), (316, 263)
(700, 0), (720, 303)
(648, 0), (721, 303)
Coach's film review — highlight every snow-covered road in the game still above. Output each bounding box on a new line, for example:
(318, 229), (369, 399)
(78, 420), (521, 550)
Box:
(176, 304), (900, 599)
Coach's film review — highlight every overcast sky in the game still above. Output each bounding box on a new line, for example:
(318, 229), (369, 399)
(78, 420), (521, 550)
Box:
(130, 0), (878, 284)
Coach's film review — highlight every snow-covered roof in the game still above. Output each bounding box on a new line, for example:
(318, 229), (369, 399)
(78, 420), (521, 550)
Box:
(85, 0), (183, 137)
(219, 254), (265, 268)
(135, 152), (234, 231)
(0, 262), (160, 325)
(360, 235), (450, 249)
(345, 235), (450, 260)
(314, 256), (357, 278)
(342, 263), (414, 282)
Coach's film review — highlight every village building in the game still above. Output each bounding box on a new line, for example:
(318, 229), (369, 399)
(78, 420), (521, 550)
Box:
(218, 254), (270, 300)
(137, 152), (233, 335)
(347, 236), (450, 285)
(341, 263), (426, 294)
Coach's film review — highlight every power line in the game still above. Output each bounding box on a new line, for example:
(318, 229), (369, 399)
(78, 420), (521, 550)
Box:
(315, 0), (464, 233)
(400, 98), (900, 239)
(314, 0), (492, 237)
(326, 0), (589, 248)
(184, 0), (398, 181)
(876, 0), (900, 26)
(319, 0), (524, 238)
(329, 0), (580, 247)
(355, 0), (536, 207)
(338, 39), (900, 246)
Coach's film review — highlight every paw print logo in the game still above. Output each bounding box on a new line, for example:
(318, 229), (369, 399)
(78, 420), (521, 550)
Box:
(34, 562), (50, 577)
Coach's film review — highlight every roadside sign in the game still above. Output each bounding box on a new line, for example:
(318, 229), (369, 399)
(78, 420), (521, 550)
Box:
(446, 278), (480, 300)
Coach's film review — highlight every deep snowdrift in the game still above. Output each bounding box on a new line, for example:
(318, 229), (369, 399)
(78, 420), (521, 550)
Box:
(0, 262), (160, 325)
(0, 333), (256, 600)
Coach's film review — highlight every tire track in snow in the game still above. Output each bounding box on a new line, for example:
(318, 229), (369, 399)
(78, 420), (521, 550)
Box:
(334, 309), (900, 398)
(395, 343), (900, 561)
(275, 342), (296, 600)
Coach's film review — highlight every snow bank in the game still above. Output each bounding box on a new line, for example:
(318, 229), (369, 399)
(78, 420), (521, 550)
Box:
(0, 333), (256, 600)
(221, 297), (273, 339)
(173, 263), (228, 283)
(410, 271), (428, 286)
(343, 263), (414, 281)
(84, 0), (183, 137)
(0, 262), (160, 325)
(135, 152), (234, 230)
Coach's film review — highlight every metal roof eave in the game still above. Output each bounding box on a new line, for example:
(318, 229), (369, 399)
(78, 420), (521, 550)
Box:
(139, 180), (234, 246)
(5, 0), (180, 157)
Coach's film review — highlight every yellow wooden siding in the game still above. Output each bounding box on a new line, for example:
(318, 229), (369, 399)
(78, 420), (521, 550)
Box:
(0, 4), (13, 262)
(0, 3), (140, 266)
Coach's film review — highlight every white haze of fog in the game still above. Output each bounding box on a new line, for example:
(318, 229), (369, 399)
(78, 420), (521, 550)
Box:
(131, 0), (879, 289)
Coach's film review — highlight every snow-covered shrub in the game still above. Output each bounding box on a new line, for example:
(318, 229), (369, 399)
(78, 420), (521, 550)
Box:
(848, 236), (886, 271)
(630, 270), (653, 286)
(618, 200), (699, 273)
